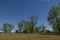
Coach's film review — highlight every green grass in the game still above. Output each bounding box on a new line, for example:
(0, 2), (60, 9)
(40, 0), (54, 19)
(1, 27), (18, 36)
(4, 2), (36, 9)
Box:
(0, 33), (60, 40)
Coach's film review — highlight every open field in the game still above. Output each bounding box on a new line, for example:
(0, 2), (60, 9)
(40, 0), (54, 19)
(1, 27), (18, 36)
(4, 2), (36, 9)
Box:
(0, 33), (60, 40)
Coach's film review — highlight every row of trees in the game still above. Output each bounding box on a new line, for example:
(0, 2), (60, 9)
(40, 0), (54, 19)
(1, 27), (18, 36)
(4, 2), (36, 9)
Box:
(1, 16), (47, 34)
(1, 3), (60, 34)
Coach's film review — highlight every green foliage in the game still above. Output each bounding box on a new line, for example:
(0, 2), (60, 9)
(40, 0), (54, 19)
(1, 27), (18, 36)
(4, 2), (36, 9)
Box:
(22, 20), (30, 33)
(18, 16), (38, 33)
(29, 16), (38, 33)
(34, 27), (39, 33)
(45, 30), (51, 33)
(15, 30), (19, 33)
(3, 23), (14, 33)
(48, 4), (60, 33)
(39, 24), (46, 33)
(18, 21), (23, 32)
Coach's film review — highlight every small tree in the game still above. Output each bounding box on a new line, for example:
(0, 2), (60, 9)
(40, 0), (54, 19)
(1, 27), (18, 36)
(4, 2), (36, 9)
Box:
(39, 24), (46, 33)
(18, 21), (23, 33)
(3, 23), (14, 33)
(34, 27), (39, 33)
(15, 30), (19, 33)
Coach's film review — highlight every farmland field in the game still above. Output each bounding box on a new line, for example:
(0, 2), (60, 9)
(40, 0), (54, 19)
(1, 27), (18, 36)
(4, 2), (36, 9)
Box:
(0, 33), (60, 40)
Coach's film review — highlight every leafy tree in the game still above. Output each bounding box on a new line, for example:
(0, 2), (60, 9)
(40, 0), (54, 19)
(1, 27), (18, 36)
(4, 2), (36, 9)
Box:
(3, 23), (14, 33)
(39, 24), (46, 33)
(18, 16), (38, 33)
(48, 4), (60, 33)
(29, 16), (38, 33)
(18, 21), (23, 32)
(22, 20), (30, 33)
(34, 27), (39, 33)
(18, 20), (30, 33)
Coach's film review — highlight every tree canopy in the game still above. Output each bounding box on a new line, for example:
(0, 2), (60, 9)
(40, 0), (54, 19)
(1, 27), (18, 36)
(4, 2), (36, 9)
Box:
(48, 4), (60, 33)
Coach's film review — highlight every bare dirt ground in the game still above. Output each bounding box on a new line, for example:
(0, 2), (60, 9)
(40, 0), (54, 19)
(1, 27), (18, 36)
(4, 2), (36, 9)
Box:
(0, 33), (60, 40)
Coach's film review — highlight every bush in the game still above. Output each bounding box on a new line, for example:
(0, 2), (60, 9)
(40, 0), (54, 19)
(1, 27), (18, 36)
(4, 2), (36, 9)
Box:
(15, 30), (19, 33)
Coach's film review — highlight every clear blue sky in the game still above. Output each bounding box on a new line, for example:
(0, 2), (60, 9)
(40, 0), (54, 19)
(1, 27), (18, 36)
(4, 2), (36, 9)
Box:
(0, 0), (60, 31)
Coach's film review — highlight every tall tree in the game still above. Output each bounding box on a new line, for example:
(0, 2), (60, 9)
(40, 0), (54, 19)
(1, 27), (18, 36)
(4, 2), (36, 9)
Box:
(18, 20), (30, 33)
(18, 16), (38, 33)
(29, 16), (38, 33)
(22, 20), (30, 33)
(18, 21), (23, 32)
(48, 4), (60, 33)
(3, 23), (14, 33)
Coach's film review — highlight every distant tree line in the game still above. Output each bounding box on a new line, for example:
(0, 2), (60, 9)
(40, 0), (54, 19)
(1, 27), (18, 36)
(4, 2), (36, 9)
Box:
(0, 3), (60, 35)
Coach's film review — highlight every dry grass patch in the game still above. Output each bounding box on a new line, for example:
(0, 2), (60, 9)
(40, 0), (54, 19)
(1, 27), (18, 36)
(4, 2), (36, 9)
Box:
(0, 33), (60, 40)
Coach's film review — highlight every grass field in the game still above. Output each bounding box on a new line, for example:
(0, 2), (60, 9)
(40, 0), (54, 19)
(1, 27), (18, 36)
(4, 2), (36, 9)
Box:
(0, 33), (60, 40)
